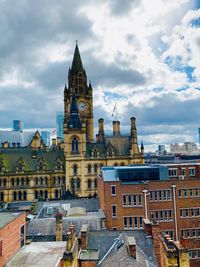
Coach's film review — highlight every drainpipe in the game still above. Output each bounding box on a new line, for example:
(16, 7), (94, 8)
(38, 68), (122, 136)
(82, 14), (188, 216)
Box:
(171, 184), (178, 241)
(142, 189), (149, 219)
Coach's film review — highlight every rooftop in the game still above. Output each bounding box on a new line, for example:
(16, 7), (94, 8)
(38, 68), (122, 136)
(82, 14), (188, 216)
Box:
(0, 212), (22, 229)
(7, 242), (65, 267)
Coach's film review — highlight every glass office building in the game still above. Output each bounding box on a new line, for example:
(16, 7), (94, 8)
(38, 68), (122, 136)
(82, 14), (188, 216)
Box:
(41, 131), (50, 146)
(56, 112), (64, 141)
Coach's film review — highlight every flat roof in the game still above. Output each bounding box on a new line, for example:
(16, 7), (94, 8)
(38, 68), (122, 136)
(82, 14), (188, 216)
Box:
(7, 242), (66, 267)
(0, 212), (22, 229)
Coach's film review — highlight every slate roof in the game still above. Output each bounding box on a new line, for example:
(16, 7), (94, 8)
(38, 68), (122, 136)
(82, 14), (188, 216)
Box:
(71, 43), (84, 74)
(86, 230), (157, 266)
(0, 131), (36, 147)
(0, 212), (22, 228)
(0, 148), (65, 172)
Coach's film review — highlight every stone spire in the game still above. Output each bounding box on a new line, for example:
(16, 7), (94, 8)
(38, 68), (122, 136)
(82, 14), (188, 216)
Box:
(67, 92), (82, 129)
(71, 41), (83, 74)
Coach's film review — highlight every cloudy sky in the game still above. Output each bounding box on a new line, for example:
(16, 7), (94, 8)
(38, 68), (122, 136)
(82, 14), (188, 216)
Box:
(0, 0), (200, 151)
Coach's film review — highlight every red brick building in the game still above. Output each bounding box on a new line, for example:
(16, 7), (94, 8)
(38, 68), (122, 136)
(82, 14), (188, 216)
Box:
(98, 165), (200, 267)
(166, 162), (200, 180)
(0, 212), (26, 267)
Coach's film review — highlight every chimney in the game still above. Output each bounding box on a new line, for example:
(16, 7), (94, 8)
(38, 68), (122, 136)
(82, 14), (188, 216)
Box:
(81, 224), (88, 250)
(130, 117), (139, 155)
(96, 118), (105, 143)
(127, 236), (136, 258)
(113, 121), (120, 136)
(55, 212), (63, 241)
(57, 137), (62, 145)
(52, 138), (57, 145)
(143, 218), (152, 236)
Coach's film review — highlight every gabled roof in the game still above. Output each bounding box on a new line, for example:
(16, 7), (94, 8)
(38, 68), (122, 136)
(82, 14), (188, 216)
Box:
(0, 131), (36, 147)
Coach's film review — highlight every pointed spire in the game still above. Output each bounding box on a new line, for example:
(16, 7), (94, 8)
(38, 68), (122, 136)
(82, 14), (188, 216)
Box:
(71, 41), (83, 74)
(67, 92), (82, 129)
(141, 140), (144, 150)
(89, 80), (92, 90)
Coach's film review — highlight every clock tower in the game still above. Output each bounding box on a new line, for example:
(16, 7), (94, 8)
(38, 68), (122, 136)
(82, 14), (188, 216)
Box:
(64, 42), (94, 143)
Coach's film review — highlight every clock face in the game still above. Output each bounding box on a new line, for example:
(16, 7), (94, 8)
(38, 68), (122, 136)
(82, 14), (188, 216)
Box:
(78, 101), (87, 111)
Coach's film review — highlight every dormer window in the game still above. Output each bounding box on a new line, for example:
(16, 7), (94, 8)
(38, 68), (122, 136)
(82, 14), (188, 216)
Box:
(16, 158), (25, 172)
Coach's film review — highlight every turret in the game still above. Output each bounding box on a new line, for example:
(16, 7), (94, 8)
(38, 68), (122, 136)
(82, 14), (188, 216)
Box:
(130, 117), (140, 155)
(96, 118), (105, 143)
(141, 140), (144, 155)
(113, 121), (120, 136)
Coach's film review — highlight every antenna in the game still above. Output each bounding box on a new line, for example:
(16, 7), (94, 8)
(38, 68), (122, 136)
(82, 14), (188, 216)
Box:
(111, 103), (118, 121)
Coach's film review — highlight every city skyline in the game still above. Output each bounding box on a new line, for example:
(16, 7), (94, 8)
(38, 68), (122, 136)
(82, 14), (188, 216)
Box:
(0, 0), (199, 151)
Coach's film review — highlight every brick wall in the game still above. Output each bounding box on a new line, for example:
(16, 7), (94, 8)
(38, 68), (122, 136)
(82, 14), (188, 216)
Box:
(0, 212), (26, 267)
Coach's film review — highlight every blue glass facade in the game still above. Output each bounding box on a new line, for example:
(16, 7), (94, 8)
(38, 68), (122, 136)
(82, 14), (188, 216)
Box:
(56, 112), (64, 141)
(41, 131), (50, 146)
(13, 120), (23, 132)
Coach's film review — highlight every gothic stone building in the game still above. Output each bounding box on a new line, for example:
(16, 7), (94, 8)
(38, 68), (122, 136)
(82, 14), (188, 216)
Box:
(63, 43), (144, 197)
(0, 44), (144, 202)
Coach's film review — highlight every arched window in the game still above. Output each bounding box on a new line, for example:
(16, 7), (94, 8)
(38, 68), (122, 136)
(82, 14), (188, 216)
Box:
(16, 178), (20, 186)
(87, 179), (92, 189)
(73, 164), (77, 175)
(114, 163), (118, 166)
(35, 191), (38, 199)
(45, 177), (48, 185)
(77, 178), (80, 189)
(3, 178), (6, 187)
(72, 137), (79, 153)
(35, 177), (38, 185)
(0, 192), (4, 201)
(18, 191), (22, 200)
(53, 176), (56, 185)
(26, 177), (30, 185)
(55, 189), (59, 199)
(21, 178), (24, 185)
(13, 191), (17, 201)
(11, 178), (15, 187)
(94, 179), (97, 189)
(88, 164), (91, 174)
(40, 177), (43, 185)
(121, 162), (125, 166)
(94, 164), (98, 173)
(23, 191), (27, 200)
(58, 176), (61, 184)
(40, 190), (43, 199)
(45, 190), (48, 199)
(70, 178), (75, 191)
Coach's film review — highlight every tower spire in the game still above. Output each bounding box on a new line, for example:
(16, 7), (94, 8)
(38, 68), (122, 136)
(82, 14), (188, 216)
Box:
(71, 41), (83, 74)
(67, 92), (82, 129)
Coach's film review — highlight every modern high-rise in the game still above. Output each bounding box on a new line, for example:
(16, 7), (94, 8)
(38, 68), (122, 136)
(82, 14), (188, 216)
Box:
(56, 112), (64, 141)
(198, 128), (200, 145)
(41, 131), (50, 146)
(13, 120), (23, 132)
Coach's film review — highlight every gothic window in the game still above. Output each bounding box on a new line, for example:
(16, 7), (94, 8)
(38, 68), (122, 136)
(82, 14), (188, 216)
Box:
(37, 158), (46, 172)
(40, 177), (43, 185)
(58, 176), (61, 184)
(53, 176), (56, 185)
(16, 158), (25, 172)
(3, 179), (6, 187)
(94, 164), (98, 173)
(0, 192), (4, 201)
(35, 191), (38, 199)
(55, 189), (59, 199)
(26, 177), (30, 185)
(23, 191), (27, 200)
(73, 164), (77, 175)
(16, 178), (20, 186)
(45, 177), (48, 185)
(72, 137), (79, 153)
(114, 163), (118, 166)
(11, 178), (15, 187)
(121, 162), (125, 166)
(88, 164), (91, 174)
(70, 178), (75, 192)
(21, 178), (24, 185)
(35, 177), (38, 185)
(55, 158), (63, 170)
(45, 190), (48, 199)
(40, 190), (43, 199)
(18, 191), (22, 200)
(87, 179), (92, 189)
(77, 178), (80, 189)
(13, 191), (17, 201)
